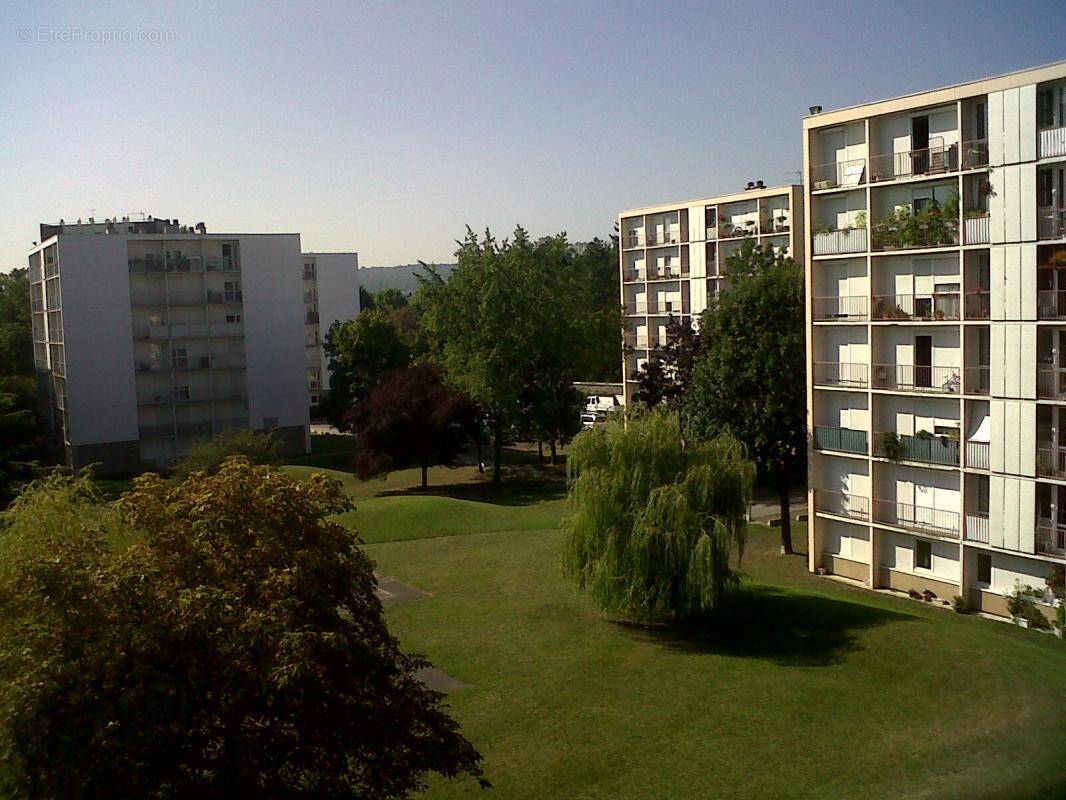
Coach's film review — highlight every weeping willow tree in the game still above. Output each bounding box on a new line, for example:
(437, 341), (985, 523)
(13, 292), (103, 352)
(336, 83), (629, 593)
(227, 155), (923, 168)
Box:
(562, 409), (754, 622)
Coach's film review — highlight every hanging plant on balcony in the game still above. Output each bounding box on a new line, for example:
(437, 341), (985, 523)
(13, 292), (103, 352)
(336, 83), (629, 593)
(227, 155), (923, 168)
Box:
(879, 431), (906, 461)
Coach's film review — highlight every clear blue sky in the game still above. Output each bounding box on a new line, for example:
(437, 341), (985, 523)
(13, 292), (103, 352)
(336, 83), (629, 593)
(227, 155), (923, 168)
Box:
(1, 0), (1063, 269)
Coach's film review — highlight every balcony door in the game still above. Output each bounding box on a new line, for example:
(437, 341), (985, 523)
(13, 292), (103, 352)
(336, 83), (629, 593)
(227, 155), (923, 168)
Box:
(911, 115), (929, 174)
(915, 335), (933, 388)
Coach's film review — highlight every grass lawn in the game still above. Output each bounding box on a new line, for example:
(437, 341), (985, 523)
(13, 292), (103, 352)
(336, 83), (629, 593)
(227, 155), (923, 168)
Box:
(305, 463), (1066, 800)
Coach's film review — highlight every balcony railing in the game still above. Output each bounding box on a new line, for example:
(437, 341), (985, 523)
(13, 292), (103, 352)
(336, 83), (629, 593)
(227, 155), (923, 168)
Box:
(810, 157), (867, 190)
(812, 228), (867, 256)
(1038, 207), (1066, 241)
(627, 301), (687, 315)
(965, 513), (990, 543)
(623, 269), (645, 283)
(964, 213), (990, 245)
(873, 499), (960, 538)
(812, 295), (868, 321)
(812, 361), (868, 388)
(1037, 521), (1066, 558)
(813, 426), (868, 454)
(139, 423), (175, 439)
(874, 431), (959, 466)
(966, 441), (990, 470)
(871, 292), (960, 321)
(720, 222), (759, 240)
(1039, 126), (1066, 159)
(623, 233), (645, 249)
(963, 366), (990, 395)
(872, 221), (959, 251)
(961, 139), (989, 170)
(647, 266), (687, 280)
(646, 231), (683, 247)
(964, 291), (990, 320)
(1037, 368), (1066, 400)
(1037, 290), (1066, 320)
(814, 489), (870, 521)
(869, 142), (959, 182)
(1037, 446), (1066, 479)
(872, 364), (961, 394)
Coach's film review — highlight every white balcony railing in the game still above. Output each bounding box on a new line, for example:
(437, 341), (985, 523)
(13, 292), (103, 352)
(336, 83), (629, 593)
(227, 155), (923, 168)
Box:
(965, 513), (989, 543)
(1038, 207), (1066, 241)
(964, 214), (990, 245)
(812, 228), (868, 256)
(1039, 126), (1066, 159)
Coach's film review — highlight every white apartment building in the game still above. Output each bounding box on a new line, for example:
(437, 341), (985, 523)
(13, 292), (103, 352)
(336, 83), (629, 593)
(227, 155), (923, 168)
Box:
(618, 183), (804, 402)
(28, 216), (311, 474)
(301, 252), (360, 407)
(804, 61), (1066, 622)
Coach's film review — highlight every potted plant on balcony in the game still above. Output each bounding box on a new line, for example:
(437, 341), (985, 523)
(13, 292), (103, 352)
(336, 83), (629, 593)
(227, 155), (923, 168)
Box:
(776, 214), (788, 231)
(879, 431), (906, 461)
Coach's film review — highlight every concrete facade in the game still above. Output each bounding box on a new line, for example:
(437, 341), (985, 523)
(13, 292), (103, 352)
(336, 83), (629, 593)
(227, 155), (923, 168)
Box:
(804, 61), (1066, 621)
(301, 252), (360, 407)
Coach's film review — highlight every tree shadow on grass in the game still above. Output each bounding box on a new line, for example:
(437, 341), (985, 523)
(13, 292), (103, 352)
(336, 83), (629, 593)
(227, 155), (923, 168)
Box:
(616, 586), (913, 667)
(377, 473), (567, 507)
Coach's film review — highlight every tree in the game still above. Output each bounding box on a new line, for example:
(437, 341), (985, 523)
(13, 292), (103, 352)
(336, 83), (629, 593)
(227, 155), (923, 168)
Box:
(358, 285), (376, 311)
(569, 238), (622, 382)
(0, 269), (33, 377)
(632, 316), (702, 410)
(685, 241), (806, 555)
(169, 427), (282, 480)
(0, 376), (45, 503)
(321, 309), (412, 427)
(372, 287), (409, 312)
(561, 409), (753, 622)
(0, 460), (485, 798)
(345, 363), (477, 488)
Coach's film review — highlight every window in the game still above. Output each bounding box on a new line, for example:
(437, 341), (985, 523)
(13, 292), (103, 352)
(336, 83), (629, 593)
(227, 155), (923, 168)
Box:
(977, 553), (992, 585)
(171, 348), (188, 369)
(224, 281), (241, 302)
(226, 312), (241, 323)
(976, 475), (990, 514)
(303, 262), (316, 279)
(915, 540), (932, 570)
(175, 385), (190, 401)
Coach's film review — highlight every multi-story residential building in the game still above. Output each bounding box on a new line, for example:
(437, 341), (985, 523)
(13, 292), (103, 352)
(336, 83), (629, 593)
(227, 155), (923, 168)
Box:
(618, 183), (804, 402)
(28, 215), (311, 474)
(301, 252), (360, 407)
(804, 61), (1066, 622)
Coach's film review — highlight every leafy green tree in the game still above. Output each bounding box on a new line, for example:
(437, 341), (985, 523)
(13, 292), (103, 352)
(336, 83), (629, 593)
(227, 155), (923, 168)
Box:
(322, 309), (412, 426)
(0, 377), (44, 503)
(570, 238), (622, 382)
(372, 287), (409, 312)
(562, 409), (753, 622)
(632, 316), (702, 410)
(169, 427), (282, 480)
(358, 285), (376, 311)
(0, 269), (33, 377)
(0, 460), (485, 798)
(685, 241), (806, 555)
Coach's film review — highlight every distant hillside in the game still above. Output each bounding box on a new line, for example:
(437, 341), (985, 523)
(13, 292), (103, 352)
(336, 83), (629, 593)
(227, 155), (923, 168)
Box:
(359, 263), (456, 296)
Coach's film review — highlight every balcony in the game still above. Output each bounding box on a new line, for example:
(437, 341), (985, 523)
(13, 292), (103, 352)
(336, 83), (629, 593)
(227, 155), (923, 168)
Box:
(813, 426), (868, 454)
(176, 421), (214, 437)
(812, 228), (867, 256)
(869, 141), (959, 183)
(965, 513), (990, 543)
(1037, 446), (1066, 479)
(964, 213), (990, 245)
(966, 440), (990, 469)
(1038, 290), (1066, 319)
(874, 431), (959, 466)
(134, 322), (245, 340)
(872, 364), (961, 394)
(812, 295), (867, 321)
(626, 300), (687, 316)
(872, 218), (958, 252)
(1037, 368), (1066, 400)
(646, 266), (688, 281)
(623, 233), (644, 250)
(964, 366), (990, 395)
(622, 269), (645, 283)
(873, 499), (960, 539)
(871, 292), (960, 322)
(964, 291), (990, 320)
(1036, 520), (1066, 558)
(813, 489), (870, 521)
(1038, 208), (1066, 241)
(961, 139), (989, 170)
(1039, 126), (1066, 159)
(810, 158), (867, 191)
(624, 333), (663, 350)
(207, 290), (243, 304)
(139, 423), (175, 439)
(812, 361), (868, 388)
(646, 231), (683, 247)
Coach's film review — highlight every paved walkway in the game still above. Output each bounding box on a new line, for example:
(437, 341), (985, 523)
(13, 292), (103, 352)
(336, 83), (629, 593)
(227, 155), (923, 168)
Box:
(748, 495), (807, 525)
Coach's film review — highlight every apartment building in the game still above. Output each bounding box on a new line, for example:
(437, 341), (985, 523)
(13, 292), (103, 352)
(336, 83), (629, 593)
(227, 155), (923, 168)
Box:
(28, 216), (311, 474)
(618, 183), (804, 402)
(804, 61), (1066, 622)
(301, 252), (360, 407)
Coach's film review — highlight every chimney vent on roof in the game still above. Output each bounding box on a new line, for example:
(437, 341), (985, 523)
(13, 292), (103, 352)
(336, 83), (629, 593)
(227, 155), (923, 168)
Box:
(755, 179), (765, 189)
(745, 181), (755, 190)
(809, 105), (823, 115)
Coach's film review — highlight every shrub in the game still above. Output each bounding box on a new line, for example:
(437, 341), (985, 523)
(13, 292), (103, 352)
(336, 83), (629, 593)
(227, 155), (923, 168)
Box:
(170, 427), (282, 480)
(1005, 584), (1052, 630)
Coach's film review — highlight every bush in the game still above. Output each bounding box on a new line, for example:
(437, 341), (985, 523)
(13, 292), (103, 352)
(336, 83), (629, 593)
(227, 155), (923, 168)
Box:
(1005, 584), (1052, 630)
(0, 459), (485, 798)
(170, 428), (282, 480)
(561, 408), (753, 623)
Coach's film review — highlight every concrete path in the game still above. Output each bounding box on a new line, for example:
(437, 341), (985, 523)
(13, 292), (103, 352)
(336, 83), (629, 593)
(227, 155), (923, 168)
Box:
(748, 495), (807, 525)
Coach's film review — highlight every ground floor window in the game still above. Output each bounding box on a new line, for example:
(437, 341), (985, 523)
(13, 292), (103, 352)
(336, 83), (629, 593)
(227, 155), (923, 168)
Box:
(915, 540), (932, 570)
(977, 552), (992, 585)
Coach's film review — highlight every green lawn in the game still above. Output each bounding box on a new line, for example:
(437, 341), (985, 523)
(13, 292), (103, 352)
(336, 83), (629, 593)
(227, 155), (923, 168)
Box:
(311, 466), (1066, 800)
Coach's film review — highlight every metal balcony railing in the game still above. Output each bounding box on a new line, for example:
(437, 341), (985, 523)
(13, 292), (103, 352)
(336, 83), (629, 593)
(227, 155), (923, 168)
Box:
(965, 513), (989, 543)
(1038, 368), (1066, 400)
(963, 366), (990, 395)
(813, 426), (868, 454)
(719, 222), (758, 240)
(812, 361), (869, 388)
(872, 364), (961, 394)
(1038, 290), (1066, 320)
(1038, 126), (1066, 159)
(646, 231), (683, 247)
(1037, 447), (1066, 479)
(622, 269), (645, 283)
(964, 214), (990, 244)
(873, 499), (960, 539)
(961, 139), (989, 170)
(810, 157), (867, 190)
(814, 489), (870, 521)
(874, 431), (959, 466)
(623, 233), (645, 249)
(966, 441), (990, 469)
(1038, 207), (1066, 241)
(1037, 521), (1066, 558)
(812, 295), (868, 321)
(869, 140), (959, 182)
(964, 291), (990, 320)
(871, 221), (959, 251)
(871, 292), (960, 321)
(812, 228), (868, 256)
(646, 266), (687, 280)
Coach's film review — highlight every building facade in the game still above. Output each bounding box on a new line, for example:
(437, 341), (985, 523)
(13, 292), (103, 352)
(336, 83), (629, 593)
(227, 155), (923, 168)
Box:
(301, 252), (360, 407)
(618, 183), (804, 403)
(804, 62), (1066, 621)
(28, 216), (311, 474)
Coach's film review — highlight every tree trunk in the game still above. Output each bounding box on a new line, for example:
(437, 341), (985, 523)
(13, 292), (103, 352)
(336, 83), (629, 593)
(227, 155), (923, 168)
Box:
(476, 435), (484, 473)
(549, 439), (558, 464)
(538, 440), (544, 461)
(421, 461), (428, 489)
(492, 431), (502, 484)
(778, 471), (793, 555)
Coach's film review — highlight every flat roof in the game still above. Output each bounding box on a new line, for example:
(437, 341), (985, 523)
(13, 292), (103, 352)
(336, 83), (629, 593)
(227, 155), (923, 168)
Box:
(619, 184), (800, 217)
